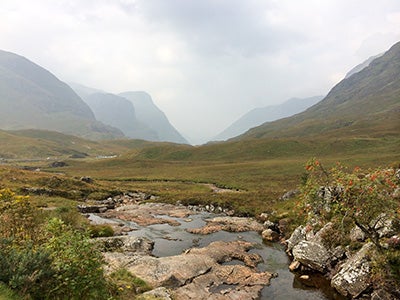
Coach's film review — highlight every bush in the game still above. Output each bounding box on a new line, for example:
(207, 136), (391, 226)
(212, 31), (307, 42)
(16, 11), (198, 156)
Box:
(300, 159), (399, 249)
(0, 239), (54, 299)
(44, 218), (110, 299)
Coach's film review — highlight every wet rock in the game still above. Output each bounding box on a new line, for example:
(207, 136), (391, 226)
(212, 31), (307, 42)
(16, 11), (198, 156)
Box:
(101, 203), (193, 227)
(331, 242), (374, 298)
(262, 229), (280, 242)
(289, 260), (301, 271)
(292, 241), (331, 272)
(77, 204), (109, 213)
(103, 240), (273, 297)
(187, 216), (264, 235)
(95, 236), (154, 254)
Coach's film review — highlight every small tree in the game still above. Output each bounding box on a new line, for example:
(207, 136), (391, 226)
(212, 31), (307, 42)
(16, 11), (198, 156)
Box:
(300, 159), (399, 250)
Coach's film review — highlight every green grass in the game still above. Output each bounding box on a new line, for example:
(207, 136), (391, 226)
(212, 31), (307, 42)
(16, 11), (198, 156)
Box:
(0, 283), (19, 300)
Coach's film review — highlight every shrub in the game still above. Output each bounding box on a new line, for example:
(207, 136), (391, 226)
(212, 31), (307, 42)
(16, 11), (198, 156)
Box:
(0, 239), (54, 299)
(89, 224), (115, 238)
(300, 159), (399, 250)
(44, 218), (110, 299)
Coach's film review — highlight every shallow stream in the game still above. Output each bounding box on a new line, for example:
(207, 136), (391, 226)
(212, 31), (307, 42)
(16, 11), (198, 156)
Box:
(89, 211), (344, 300)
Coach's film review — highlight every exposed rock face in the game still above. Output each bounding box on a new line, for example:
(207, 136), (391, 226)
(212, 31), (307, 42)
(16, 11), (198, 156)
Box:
(292, 241), (331, 272)
(331, 242), (375, 298)
(286, 225), (308, 252)
(187, 216), (264, 234)
(103, 240), (272, 299)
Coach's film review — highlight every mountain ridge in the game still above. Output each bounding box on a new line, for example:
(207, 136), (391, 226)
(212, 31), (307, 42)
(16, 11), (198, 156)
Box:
(0, 50), (124, 140)
(214, 96), (323, 141)
(238, 41), (400, 140)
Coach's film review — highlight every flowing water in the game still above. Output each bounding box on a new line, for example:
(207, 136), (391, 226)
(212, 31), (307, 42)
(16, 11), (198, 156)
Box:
(89, 211), (344, 300)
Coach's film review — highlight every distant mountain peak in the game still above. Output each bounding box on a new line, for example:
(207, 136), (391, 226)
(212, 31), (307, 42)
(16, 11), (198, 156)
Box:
(213, 95), (323, 141)
(0, 49), (123, 140)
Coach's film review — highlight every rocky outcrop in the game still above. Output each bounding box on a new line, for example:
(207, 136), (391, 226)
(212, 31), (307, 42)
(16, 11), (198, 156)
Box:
(331, 243), (375, 298)
(187, 216), (264, 234)
(103, 240), (272, 299)
(99, 202), (192, 227)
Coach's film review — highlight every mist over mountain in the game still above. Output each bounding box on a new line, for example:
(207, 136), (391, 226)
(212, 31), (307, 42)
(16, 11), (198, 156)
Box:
(239, 41), (400, 140)
(82, 92), (159, 141)
(214, 96), (323, 141)
(119, 91), (188, 144)
(0, 50), (123, 140)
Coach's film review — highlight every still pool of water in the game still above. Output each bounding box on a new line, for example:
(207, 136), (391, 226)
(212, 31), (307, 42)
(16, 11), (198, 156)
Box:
(89, 212), (344, 299)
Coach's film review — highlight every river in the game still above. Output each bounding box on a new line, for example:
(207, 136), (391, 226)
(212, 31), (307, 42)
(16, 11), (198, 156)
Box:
(89, 209), (344, 299)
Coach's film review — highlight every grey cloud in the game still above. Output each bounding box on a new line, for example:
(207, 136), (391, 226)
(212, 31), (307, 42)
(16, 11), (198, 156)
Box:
(135, 0), (303, 57)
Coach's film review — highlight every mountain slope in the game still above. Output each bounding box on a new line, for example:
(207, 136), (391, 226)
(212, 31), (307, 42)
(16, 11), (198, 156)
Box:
(0, 50), (123, 140)
(83, 93), (159, 140)
(239, 41), (400, 140)
(119, 91), (188, 144)
(214, 96), (323, 141)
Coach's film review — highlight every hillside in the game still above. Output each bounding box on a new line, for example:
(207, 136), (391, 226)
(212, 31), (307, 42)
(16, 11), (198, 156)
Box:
(239, 41), (400, 140)
(82, 93), (159, 140)
(214, 96), (323, 141)
(0, 128), (186, 160)
(0, 50), (123, 140)
(119, 91), (188, 144)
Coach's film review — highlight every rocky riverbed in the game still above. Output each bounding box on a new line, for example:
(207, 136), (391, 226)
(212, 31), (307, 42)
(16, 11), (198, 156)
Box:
(86, 201), (343, 299)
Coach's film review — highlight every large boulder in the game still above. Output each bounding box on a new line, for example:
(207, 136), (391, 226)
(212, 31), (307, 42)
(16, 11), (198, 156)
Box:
(292, 241), (331, 272)
(331, 242), (375, 298)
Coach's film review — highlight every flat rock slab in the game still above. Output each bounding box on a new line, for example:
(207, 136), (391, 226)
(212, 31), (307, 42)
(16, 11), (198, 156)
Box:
(103, 240), (272, 299)
(188, 216), (264, 234)
(99, 202), (194, 226)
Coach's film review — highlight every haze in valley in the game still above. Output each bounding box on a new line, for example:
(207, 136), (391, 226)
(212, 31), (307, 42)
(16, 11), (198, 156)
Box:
(1, 0), (399, 144)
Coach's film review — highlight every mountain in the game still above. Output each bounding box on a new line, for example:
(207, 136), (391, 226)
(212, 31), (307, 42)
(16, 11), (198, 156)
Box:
(119, 91), (188, 144)
(214, 96), (323, 141)
(0, 50), (123, 140)
(82, 92), (159, 140)
(238, 41), (400, 140)
(345, 53), (383, 78)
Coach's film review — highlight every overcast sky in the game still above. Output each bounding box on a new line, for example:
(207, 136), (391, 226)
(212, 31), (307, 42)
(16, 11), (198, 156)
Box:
(1, 0), (399, 144)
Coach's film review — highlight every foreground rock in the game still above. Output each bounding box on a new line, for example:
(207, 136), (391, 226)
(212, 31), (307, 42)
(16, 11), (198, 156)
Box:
(286, 222), (396, 298)
(331, 243), (374, 298)
(187, 216), (264, 234)
(104, 240), (272, 299)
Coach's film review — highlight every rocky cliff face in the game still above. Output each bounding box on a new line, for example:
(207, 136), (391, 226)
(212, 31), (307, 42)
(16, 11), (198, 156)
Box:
(83, 93), (159, 140)
(119, 91), (188, 144)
